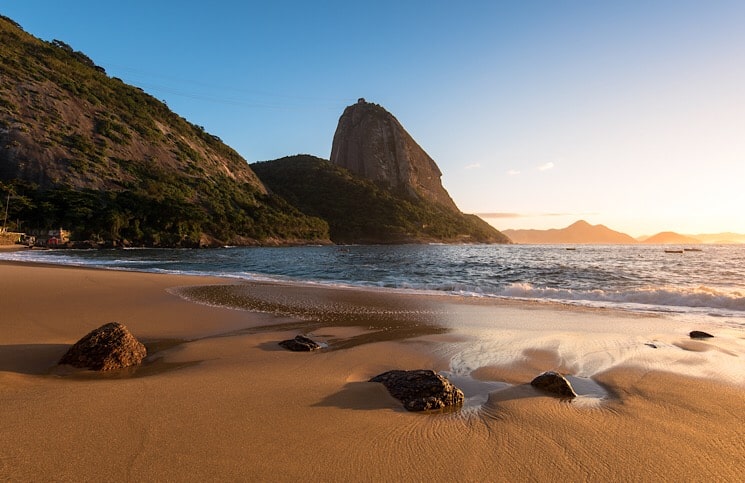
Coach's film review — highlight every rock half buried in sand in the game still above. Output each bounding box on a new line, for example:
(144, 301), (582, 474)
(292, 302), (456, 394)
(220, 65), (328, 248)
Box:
(58, 322), (147, 371)
(689, 330), (714, 339)
(279, 335), (321, 352)
(369, 369), (464, 412)
(530, 371), (577, 398)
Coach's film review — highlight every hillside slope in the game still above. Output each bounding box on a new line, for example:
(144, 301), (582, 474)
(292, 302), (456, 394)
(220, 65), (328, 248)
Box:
(641, 232), (701, 245)
(0, 16), (328, 246)
(252, 155), (510, 244)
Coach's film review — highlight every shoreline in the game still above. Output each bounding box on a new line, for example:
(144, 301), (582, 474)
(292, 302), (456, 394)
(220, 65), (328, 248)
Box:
(3, 246), (745, 324)
(1, 262), (744, 480)
(0, 255), (665, 316)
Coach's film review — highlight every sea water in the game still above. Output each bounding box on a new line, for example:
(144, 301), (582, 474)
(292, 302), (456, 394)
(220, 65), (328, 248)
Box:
(2, 244), (744, 325)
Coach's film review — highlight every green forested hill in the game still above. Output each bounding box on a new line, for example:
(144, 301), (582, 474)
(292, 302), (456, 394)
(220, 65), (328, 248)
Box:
(0, 15), (328, 246)
(252, 155), (510, 244)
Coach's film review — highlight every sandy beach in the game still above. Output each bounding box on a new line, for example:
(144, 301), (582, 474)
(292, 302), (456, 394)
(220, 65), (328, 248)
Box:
(1, 261), (744, 481)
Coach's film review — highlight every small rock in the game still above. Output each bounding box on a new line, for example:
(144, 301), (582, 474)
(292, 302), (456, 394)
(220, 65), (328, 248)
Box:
(530, 371), (577, 398)
(369, 369), (464, 412)
(689, 330), (714, 339)
(278, 335), (321, 352)
(58, 322), (147, 371)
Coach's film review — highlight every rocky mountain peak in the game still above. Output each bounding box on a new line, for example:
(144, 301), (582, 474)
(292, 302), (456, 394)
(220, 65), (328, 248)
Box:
(329, 99), (459, 211)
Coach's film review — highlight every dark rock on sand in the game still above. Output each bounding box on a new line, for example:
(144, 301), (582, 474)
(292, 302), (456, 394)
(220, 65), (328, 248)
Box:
(530, 371), (578, 398)
(689, 331), (714, 339)
(58, 322), (147, 371)
(369, 369), (464, 412)
(279, 335), (322, 352)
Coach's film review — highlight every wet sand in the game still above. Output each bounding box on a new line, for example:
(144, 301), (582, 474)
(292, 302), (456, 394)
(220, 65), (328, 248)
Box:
(1, 262), (744, 481)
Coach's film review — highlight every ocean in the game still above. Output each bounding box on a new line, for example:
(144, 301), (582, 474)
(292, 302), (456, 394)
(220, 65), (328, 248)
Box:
(2, 244), (744, 327)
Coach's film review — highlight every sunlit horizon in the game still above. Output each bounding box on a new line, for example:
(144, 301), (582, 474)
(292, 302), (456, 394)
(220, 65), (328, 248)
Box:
(478, 213), (745, 240)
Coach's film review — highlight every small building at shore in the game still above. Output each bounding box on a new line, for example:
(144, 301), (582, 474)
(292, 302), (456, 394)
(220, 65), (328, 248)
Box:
(28, 228), (71, 247)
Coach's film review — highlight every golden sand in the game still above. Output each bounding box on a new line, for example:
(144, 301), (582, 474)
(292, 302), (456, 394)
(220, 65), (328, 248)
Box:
(1, 262), (744, 481)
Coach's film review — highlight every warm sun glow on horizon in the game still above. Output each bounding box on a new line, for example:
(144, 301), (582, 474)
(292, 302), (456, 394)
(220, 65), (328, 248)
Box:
(478, 211), (745, 240)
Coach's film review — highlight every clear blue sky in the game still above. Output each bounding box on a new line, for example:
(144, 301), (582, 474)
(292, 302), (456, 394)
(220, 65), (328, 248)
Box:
(3, 1), (744, 236)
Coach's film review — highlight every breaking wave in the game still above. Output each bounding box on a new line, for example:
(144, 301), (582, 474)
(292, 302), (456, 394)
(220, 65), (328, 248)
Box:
(494, 282), (745, 313)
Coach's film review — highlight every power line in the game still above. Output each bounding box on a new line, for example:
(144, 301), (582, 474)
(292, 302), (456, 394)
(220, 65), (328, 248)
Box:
(102, 61), (355, 109)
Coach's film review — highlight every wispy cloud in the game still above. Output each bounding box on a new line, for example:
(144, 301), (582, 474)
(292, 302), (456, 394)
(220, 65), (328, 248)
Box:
(537, 162), (555, 171)
(475, 212), (523, 219)
(507, 169), (521, 175)
(476, 212), (599, 219)
(464, 163), (481, 170)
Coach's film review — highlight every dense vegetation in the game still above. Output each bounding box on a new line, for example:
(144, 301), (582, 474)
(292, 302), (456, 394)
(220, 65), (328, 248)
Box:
(252, 155), (510, 244)
(0, 178), (328, 247)
(0, 16), (328, 246)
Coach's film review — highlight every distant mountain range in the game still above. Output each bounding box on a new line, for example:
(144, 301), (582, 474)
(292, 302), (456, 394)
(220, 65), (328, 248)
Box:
(503, 220), (745, 244)
(503, 220), (636, 244)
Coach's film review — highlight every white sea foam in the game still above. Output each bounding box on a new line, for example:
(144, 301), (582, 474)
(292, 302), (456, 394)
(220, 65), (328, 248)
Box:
(495, 282), (745, 313)
(436, 307), (745, 387)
